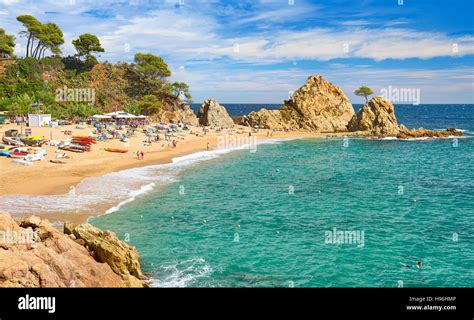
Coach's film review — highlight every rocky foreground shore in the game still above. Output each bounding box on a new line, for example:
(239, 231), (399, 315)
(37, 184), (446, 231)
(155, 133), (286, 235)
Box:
(0, 212), (148, 288)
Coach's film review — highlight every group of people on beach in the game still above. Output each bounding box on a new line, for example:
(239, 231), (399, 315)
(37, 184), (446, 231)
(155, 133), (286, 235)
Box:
(136, 150), (145, 160)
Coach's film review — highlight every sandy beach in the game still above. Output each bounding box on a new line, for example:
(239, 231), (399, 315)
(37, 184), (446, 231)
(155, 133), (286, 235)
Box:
(0, 123), (345, 223)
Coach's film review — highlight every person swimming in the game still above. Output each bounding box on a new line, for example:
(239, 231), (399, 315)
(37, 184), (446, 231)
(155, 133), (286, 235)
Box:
(400, 261), (423, 268)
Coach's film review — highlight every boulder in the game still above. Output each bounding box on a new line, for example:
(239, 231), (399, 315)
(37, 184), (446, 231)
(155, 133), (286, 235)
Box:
(198, 99), (235, 128)
(397, 126), (464, 139)
(20, 216), (42, 229)
(0, 212), (146, 288)
(348, 97), (465, 138)
(243, 108), (293, 131)
(348, 96), (400, 136)
(243, 75), (355, 132)
(155, 103), (198, 126)
(64, 223), (145, 281)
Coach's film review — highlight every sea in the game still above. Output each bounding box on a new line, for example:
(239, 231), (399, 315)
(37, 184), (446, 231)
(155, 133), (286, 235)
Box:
(2, 104), (474, 287)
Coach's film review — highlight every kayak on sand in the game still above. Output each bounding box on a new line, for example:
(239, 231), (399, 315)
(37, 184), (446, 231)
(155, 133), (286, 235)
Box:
(104, 148), (128, 153)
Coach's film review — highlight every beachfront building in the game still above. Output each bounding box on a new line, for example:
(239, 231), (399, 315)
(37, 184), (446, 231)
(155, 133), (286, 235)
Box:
(28, 114), (51, 127)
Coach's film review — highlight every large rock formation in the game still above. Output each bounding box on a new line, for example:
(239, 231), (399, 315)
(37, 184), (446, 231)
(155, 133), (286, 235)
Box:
(241, 108), (289, 130)
(198, 99), (235, 128)
(349, 96), (464, 138)
(242, 75), (355, 131)
(347, 96), (399, 136)
(0, 212), (147, 288)
(64, 223), (145, 286)
(155, 103), (198, 126)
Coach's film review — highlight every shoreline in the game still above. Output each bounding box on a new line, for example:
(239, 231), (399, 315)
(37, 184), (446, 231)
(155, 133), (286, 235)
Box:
(1, 128), (341, 197)
(2, 121), (466, 225)
(0, 123), (346, 223)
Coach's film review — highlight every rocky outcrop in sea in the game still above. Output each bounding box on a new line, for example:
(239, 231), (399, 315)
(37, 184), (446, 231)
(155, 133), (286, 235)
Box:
(242, 75), (355, 131)
(349, 96), (464, 138)
(0, 212), (148, 288)
(239, 75), (463, 139)
(348, 96), (399, 136)
(198, 99), (235, 128)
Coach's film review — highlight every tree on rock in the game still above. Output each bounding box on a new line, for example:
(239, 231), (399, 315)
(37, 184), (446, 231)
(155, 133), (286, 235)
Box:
(0, 29), (15, 58)
(354, 86), (373, 103)
(72, 33), (104, 61)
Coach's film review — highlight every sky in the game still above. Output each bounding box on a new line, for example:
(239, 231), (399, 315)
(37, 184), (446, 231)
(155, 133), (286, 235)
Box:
(0, 0), (473, 104)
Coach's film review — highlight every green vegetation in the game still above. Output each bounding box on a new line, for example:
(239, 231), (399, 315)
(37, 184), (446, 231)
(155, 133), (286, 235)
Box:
(354, 86), (374, 103)
(0, 29), (15, 58)
(16, 15), (64, 59)
(0, 15), (192, 119)
(72, 33), (104, 60)
(171, 82), (193, 103)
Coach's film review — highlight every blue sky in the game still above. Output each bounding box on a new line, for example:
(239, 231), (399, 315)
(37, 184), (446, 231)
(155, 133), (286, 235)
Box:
(0, 0), (473, 103)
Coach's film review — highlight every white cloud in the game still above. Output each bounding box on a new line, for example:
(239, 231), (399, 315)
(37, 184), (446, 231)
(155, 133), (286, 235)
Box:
(184, 28), (474, 63)
(0, 0), (472, 103)
(2, 1), (473, 63)
(172, 64), (474, 103)
(99, 8), (219, 62)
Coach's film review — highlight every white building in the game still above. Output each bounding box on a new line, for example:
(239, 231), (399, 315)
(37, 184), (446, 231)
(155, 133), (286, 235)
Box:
(28, 114), (51, 127)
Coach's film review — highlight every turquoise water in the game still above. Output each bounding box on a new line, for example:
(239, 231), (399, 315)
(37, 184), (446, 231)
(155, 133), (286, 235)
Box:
(91, 134), (474, 287)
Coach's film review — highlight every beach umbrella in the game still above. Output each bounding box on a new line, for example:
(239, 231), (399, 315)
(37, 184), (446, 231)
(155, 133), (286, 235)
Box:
(117, 114), (137, 119)
(105, 111), (134, 118)
(92, 115), (112, 119)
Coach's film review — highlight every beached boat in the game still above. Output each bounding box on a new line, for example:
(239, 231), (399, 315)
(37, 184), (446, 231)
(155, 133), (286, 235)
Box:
(59, 146), (85, 153)
(2, 136), (25, 147)
(24, 154), (45, 162)
(71, 144), (92, 150)
(9, 151), (28, 158)
(72, 136), (97, 144)
(21, 137), (45, 147)
(0, 144), (15, 150)
(104, 148), (128, 153)
(0, 150), (10, 157)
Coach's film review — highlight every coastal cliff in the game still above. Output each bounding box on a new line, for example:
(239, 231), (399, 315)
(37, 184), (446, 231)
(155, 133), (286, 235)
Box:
(349, 96), (464, 138)
(0, 212), (148, 288)
(242, 75), (355, 132)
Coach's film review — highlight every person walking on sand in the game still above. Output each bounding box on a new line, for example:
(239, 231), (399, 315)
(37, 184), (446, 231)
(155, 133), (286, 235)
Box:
(207, 142), (210, 151)
(140, 151), (144, 160)
(136, 151), (140, 160)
